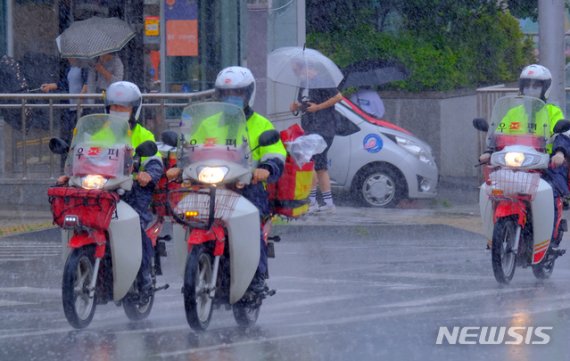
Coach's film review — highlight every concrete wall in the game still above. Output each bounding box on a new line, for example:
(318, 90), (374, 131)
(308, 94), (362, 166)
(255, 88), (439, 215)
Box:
(0, 179), (52, 211)
(382, 89), (479, 184)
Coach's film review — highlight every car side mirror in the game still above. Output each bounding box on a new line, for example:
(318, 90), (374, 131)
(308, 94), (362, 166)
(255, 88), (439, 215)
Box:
(553, 119), (570, 134)
(161, 130), (179, 147)
(135, 140), (158, 157)
(49, 137), (69, 155)
(473, 118), (489, 132)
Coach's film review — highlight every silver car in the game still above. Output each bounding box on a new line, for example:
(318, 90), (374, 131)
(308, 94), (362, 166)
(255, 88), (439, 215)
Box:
(328, 98), (438, 207)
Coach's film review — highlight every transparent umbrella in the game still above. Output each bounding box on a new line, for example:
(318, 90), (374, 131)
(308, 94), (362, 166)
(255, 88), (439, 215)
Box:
(267, 46), (343, 89)
(57, 16), (135, 59)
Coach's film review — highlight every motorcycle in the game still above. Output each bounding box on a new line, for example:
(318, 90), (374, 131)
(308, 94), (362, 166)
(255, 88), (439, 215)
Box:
(47, 113), (169, 329)
(161, 102), (281, 331)
(474, 95), (570, 284)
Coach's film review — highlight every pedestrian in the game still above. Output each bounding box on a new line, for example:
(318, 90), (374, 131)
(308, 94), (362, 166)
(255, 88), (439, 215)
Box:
(87, 52), (124, 93)
(350, 85), (385, 118)
(290, 62), (343, 213)
(40, 57), (88, 168)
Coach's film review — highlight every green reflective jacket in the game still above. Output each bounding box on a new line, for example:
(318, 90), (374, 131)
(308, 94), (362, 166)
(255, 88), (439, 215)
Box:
(247, 112), (286, 164)
(496, 103), (564, 153)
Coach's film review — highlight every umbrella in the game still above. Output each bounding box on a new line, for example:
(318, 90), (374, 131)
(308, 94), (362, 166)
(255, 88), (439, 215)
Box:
(0, 55), (33, 130)
(57, 16), (135, 59)
(267, 46), (343, 89)
(339, 60), (409, 89)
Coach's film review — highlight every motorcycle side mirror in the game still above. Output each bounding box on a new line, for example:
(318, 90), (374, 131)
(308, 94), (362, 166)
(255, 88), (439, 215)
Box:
(49, 137), (69, 155)
(473, 118), (489, 132)
(161, 130), (179, 147)
(258, 130), (281, 147)
(250, 129), (281, 155)
(135, 140), (158, 157)
(553, 119), (570, 134)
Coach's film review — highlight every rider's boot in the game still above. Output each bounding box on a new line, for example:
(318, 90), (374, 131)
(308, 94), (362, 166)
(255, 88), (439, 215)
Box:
(137, 260), (153, 301)
(247, 270), (267, 295)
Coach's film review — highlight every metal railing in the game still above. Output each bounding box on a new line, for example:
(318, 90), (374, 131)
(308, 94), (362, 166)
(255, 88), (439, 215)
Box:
(0, 90), (215, 180)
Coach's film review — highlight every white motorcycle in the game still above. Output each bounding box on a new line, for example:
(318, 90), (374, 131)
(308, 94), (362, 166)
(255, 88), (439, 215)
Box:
(161, 102), (281, 331)
(48, 113), (169, 329)
(474, 95), (570, 284)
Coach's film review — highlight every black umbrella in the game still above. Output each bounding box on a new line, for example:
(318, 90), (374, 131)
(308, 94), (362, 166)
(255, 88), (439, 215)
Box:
(0, 55), (33, 130)
(57, 17), (135, 59)
(339, 60), (409, 89)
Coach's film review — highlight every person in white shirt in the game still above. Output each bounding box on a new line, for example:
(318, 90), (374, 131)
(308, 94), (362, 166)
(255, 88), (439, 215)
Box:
(350, 86), (385, 118)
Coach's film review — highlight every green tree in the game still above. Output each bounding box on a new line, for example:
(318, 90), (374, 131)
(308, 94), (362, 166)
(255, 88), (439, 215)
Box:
(306, 0), (533, 91)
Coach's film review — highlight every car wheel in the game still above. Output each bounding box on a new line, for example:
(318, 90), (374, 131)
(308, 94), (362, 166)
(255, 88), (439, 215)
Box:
(353, 165), (404, 208)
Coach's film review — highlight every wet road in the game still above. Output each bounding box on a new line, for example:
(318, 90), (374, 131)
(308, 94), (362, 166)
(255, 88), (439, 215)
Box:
(1, 224), (570, 361)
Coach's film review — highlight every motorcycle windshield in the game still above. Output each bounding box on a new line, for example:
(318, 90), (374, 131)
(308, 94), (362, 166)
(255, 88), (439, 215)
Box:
(64, 114), (133, 178)
(173, 102), (252, 171)
(487, 95), (551, 151)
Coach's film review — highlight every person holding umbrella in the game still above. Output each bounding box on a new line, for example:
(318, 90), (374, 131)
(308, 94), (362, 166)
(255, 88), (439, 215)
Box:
(41, 58), (88, 169)
(289, 60), (343, 213)
(350, 85), (385, 118)
(57, 16), (132, 95)
(87, 52), (124, 93)
(41, 58), (88, 142)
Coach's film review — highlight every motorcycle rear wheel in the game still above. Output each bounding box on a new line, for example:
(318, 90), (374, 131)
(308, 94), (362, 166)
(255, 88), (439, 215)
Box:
(62, 246), (97, 329)
(184, 245), (214, 331)
(232, 300), (261, 327)
(492, 218), (517, 284)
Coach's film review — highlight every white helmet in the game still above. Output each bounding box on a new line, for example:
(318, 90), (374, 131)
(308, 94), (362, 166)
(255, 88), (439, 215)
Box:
(519, 64), (552, 101)
(105, 81), (143, 121)
(214, 66), (256, 108)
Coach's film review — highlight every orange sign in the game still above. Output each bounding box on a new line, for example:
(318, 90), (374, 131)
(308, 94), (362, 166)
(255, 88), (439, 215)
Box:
(145, 16), (159, 37)
(166, 20), (198, 56)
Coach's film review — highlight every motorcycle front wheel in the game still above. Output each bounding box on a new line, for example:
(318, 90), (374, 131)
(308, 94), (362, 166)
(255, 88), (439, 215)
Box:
(62, 246), (97, 329)
(183, 244), (214, 331)
(491, 217), (517, 284)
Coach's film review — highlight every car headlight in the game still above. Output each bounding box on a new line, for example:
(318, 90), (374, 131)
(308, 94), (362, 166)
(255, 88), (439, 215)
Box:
(81, 175), (108, 189)
(394, 135), (433, 164)
(197, 166), (229, 184)
(491, 151), (541, 168)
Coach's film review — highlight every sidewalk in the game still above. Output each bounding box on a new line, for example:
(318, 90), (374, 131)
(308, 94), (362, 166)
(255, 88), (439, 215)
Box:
(0, 208), (54, 237)
(0, 181), (483, 238)
(294, 181), (482, 235)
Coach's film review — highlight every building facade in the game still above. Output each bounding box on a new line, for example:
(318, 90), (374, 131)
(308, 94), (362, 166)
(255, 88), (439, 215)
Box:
(3, 0), (304, 113)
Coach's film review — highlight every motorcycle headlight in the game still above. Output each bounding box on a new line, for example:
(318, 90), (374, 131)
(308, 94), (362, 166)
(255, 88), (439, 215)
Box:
(197, 166), (228, 184)
(81, 175), (108, 189)
(394, 135), (434, 165)
(504, 152), (525, 167)
(492, 152), (541, 168)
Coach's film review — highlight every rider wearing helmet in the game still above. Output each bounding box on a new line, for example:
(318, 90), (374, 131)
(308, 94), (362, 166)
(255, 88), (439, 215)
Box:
(168, 66), (287, 296)
(480, 65), (568, 167)
(479, 64), (570, 248)
(105, 81), (163, 295)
